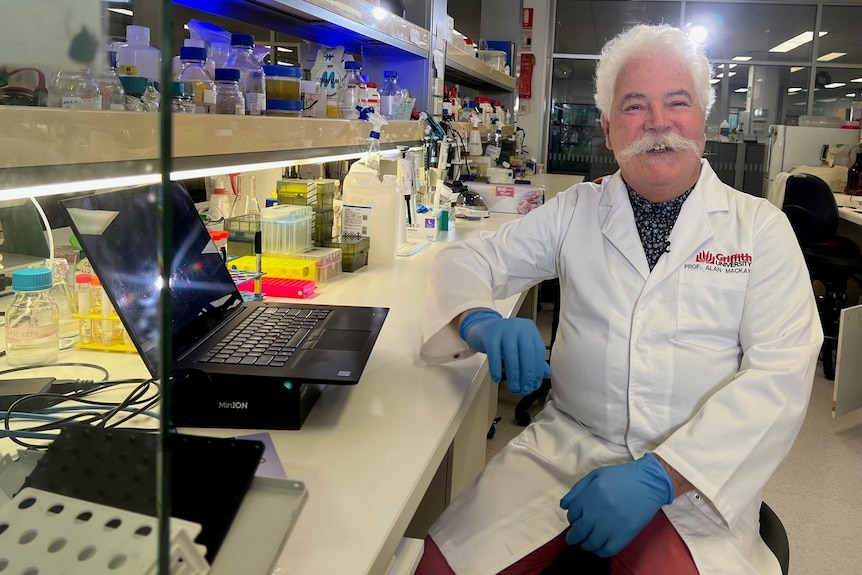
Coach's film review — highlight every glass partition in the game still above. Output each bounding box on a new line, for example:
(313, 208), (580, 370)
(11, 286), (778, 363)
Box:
(0, 1), (170, 572)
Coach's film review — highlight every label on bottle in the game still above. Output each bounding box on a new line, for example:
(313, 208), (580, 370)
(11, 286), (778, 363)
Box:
(77, 97), (102, 111)
(202, 88), (216, 105)
(109, 103), (125, 111)
(235, 103), (246, 115)
(59, 95), (82, 109)
(116, 64), (140, 76)
(246, 92), (264, 116)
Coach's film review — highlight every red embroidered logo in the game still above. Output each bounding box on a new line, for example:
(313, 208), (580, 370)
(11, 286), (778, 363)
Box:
(694, 251), (752, 266)
(696, 250), (715, 264)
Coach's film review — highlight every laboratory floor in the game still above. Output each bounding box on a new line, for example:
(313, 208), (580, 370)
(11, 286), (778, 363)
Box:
(487, 303), (862, 575)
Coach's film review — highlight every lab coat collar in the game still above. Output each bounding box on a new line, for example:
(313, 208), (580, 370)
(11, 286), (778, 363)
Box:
(599, 160), (728, 283)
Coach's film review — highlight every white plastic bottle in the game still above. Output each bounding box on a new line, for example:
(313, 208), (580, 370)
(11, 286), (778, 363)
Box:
(115, 25), (162, 83)
(4, 268), (59, 367)
(225, 33), (266, 116)
(342, 172), (401, 265)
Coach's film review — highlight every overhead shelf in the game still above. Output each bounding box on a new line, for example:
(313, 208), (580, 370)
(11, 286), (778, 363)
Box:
(445, 45), (517, 92)
(0, 108), (423, 189)
(175, 0), (430, 58)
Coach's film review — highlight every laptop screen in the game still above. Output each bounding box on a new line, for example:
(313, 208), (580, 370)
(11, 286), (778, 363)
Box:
(60, 183), (244, 375)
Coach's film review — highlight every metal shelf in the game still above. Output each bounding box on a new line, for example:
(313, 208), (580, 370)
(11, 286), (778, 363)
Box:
(174, 0), (430, 58)
(445, 44), (516, 92)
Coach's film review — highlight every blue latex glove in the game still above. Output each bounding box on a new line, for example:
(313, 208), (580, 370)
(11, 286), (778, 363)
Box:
(459, 309), (551, 395)
(560, 453), (674, 557)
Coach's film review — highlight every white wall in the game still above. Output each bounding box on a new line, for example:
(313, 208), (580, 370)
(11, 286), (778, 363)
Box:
(517, 0), (552, 165)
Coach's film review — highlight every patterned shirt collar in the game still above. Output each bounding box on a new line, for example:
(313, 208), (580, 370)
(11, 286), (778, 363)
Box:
(625, 181), (694, 270)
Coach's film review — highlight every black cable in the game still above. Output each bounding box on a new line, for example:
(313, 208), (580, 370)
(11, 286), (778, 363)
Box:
(0, 362), (110, 382)
(2, 378), (160, 450)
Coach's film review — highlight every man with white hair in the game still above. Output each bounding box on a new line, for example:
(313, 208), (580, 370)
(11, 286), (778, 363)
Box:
(416, 24), (822, 575)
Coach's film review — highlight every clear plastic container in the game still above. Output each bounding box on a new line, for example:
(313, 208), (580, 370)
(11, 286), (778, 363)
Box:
(214, 68), (245, 115)
(339, 61), (365, 119)
(47, 258), (78, 350)
(175, 46), (216, 114)
(207, 41), (231, 79)
(47, 68), (102, 110)
(262, 65), (301, 101)
(95, 52), (126, 111)
(225, 33), (266, 116)
(115, 25), (162, 83)
(260, 205), (314, 256)
(478, 50), (506, 70)
(380, 70), (400, 120)
(4, 268), (59, 367)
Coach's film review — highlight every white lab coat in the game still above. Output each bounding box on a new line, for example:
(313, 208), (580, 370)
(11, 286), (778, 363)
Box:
(420, 161), (823, 575)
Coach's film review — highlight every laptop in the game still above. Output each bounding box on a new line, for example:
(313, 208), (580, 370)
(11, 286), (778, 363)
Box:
(60, 183), (388, 429)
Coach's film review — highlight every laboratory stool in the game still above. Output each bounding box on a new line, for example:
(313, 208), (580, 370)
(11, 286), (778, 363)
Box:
(781, 173), (862, 379)
(514, 279), (560, 426)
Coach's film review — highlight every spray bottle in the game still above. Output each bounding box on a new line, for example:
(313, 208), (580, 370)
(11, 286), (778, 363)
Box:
(363, 112), (389, 173)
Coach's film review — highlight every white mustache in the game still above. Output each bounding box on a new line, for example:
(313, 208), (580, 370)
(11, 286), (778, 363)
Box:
(616, 132), (700, 164)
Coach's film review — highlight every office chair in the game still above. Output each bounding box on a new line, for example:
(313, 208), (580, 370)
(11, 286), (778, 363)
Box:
(540, 501), (790, 574)
(781, 173), (862, 379)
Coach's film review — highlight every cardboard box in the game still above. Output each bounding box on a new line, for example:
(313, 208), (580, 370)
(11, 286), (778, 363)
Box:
(465, 183), (545, 214)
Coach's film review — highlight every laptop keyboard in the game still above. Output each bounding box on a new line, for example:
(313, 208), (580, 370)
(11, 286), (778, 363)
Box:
(198, 306), (331, 368)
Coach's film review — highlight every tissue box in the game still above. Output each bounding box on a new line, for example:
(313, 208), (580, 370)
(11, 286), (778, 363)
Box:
(465, 183), (545, 214)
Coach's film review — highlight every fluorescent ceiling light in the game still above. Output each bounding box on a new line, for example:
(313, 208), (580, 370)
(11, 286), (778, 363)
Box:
(710, 79), (720, 85)
(769, 31), (827, 53)
(277, 47), (293, 53)
(851, 77), (862, 83)
(717, 64), (736, 69)
(790, 67), (805, 73)
(735, 88), (749, 93)
(817, 97), (837, 103)
(817, 52), (846, 62)
(845, 93), (856, 97)
(688, 25), (709, 44)
(372, 7), (388, 20)
(824, 82), (846, 89)
(732, 56), (752, 62)
(108, 8), (133, 16)
(787, 87), (803, 93)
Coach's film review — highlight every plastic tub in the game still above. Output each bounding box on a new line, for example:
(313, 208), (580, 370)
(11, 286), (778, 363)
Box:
(478, 50), (506, 70)
(262, 65), (302, 101)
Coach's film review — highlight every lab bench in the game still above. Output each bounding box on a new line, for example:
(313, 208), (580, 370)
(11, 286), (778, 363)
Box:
(0, 212), (533, 575)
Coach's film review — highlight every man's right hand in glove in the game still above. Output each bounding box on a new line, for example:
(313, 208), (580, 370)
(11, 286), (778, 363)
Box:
(459, 308), (551, 395)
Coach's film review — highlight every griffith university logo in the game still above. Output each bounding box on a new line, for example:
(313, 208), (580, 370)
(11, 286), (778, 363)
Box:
(696, 250), (715, 264)
(689, 250), (753, 274)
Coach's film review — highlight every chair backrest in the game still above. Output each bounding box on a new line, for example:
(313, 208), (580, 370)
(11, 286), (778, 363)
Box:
(781, 173), (839, 247)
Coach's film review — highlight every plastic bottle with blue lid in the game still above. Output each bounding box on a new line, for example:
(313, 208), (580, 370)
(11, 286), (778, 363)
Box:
(5, 268), (60, 367)
(225, 33), (266, 116)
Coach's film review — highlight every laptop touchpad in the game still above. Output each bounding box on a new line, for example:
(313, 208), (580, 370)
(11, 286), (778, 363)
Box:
(314, 329), (371, 351)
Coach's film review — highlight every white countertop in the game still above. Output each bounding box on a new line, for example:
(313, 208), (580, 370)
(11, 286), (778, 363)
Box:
(0, 212), (523, 575)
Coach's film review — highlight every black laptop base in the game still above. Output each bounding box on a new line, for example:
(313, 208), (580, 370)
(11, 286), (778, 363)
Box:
(170, 368), (325, 430)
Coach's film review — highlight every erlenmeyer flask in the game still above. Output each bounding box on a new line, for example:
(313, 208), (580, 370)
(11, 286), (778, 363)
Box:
(229, 174), (260, 219)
